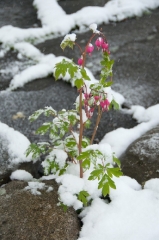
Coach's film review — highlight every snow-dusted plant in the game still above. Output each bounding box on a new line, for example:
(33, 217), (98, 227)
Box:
(26, 24), (122, 207)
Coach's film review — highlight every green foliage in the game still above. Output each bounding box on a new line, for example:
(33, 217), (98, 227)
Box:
(77, 190), (89, 206)
(60, 39), (74, 51)
(26, 143), (49, 159)
(54, 59), (78, 80)
(100, 52), (114, 84)
(75, 78), (84, 89)
(109, 99), (120, 110)
(28, 107), (57, 122)
(113, 155), (121, 167)
(89, 161), (123, 197)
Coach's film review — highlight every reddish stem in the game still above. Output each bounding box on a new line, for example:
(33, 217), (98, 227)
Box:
(90, 106), (102, 145)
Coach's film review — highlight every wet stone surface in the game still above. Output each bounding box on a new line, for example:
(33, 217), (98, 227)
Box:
(0, 0), (41, 28)
(121, 125), (159, 184)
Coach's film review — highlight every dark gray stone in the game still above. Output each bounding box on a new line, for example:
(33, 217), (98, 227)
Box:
(0, 129), (42, 186)
(0, 180), (80, 240)
(121, 126), (159, 184)
(0, 135), (16, 186)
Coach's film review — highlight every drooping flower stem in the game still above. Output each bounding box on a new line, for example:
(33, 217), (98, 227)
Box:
(90, 106), (102, 145)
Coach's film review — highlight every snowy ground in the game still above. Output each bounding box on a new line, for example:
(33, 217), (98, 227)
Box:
(1, 0), (159, 239)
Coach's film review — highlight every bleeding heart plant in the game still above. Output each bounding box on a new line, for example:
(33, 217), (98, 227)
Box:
(26, 23), (122, 208)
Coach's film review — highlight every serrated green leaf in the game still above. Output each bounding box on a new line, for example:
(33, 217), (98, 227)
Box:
(25, 143), (45, 159)
(68, 64), (78, 78)
(54, 60), (68, 80)
(54, 59), (78, 81)
(88, 169), (103, 181)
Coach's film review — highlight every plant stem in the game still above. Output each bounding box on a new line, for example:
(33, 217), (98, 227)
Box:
(78, 88), (84, 178)
(90, 106), (102, 145)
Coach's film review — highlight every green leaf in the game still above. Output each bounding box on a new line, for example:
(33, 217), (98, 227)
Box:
(102, 182), (109, 197)
(88, 169), (103, 181)
(111, 99), (120, 110)
(84, 119), (91, 129)
(25, 143), (46, 159)
(113, 156), (121, 167)
(98, 174), (108, 189)
(59, 168), (67, 176)
(54, 59), (68, 80)
(54, 59), (78, 81)
(80, 68), (90, 81)
(77, 190), (89, 206)
(36, 123), (52, 135)
(77, 151), (90, 160)
(108, 177), (116, 190)
(60, 40), (74, 51)
(103, 81), (113, 87)
(75, 79), (84, 89)
(28, 109), (44, 122)
(107, 167), (123, 177)
(68, 64), (78, 78)
(82, 159), (90, 170)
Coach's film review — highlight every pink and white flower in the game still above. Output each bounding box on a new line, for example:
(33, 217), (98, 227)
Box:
(86, 43), (94, 55)
(95, 37), (104, 50)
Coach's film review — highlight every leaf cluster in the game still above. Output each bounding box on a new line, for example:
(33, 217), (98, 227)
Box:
(54, 59), (90, 89)
(100, 52), (114, 85)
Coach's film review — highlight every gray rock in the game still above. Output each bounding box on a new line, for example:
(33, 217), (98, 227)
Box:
(121, 125), (159, 184)
(0, 180), (80, 240)
(0, 135), (16, 186)
(0, 125), (42, 186)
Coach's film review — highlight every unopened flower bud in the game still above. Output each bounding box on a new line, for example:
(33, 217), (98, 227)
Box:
(78, 56), (83, 66)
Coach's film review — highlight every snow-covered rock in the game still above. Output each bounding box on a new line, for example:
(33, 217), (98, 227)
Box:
(0, 122), (32, 185)
(121, 125), (159, 184)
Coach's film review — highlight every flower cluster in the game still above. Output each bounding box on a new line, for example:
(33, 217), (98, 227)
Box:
(83, 86), (110, 118)
(78, 37), (110, 65)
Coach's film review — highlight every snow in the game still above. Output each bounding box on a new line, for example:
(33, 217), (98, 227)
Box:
(61, 33), (76, 44)
(24, 181), (53, 195)
(78, 176), (159, 240)
(0, 121), (31, 164)
(1, 0), (159, 239)
(10, 170), (33, 181)
(100, 104), (159, 157)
